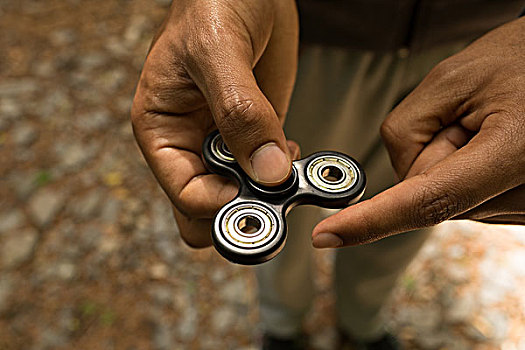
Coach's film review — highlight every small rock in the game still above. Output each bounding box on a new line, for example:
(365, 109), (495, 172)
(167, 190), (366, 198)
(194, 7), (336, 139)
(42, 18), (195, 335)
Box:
(38, 330), (68, 349)
(55, 262), (76, 280)
(445, 263), (470, 283)
(220, 277), (250, 305)
(98, 234), (120, 254)
(0, 79), (37, 97)
(445, 295), (476, 323)
(395, 305), (441, 334)
(69, 189), (104, 220)
(124, 16), (150, 47)
(482, 310), (508, 341)
(447, 244), (466, 259)
(77, 109), (111, 131)
(116, 97), (133, 116)
(79, 52), (108, 71)
(13, 123), (38, 146)
(0, 98), (22, 119)
(153, 322), (175, 350)
(211, 268), (227, 283)
(101, 197), (121, 224)
(28, 188), (66, 228)
(32, 60), (55, 78)
(79, 224), (102, 249)
(49, 28), (76, 46)
(9, 171), (38, 200)
(211, 306), (236, 333)
(0, 276), (14, 312)
(416, 332), (447, 349)
(106, 36), (129, 57)
(1, 227), (38, 268)
(97, 67), (127, 92)
(150, 263), (169, 280)
(149, 286), (173, 305)
(56, 141), (99, 170)
(0, 209), (25, 234)
(176, 303), (197, 341)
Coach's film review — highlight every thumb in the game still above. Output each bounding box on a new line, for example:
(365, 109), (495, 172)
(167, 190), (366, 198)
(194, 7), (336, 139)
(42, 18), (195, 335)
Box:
(186, 38), (292, 186)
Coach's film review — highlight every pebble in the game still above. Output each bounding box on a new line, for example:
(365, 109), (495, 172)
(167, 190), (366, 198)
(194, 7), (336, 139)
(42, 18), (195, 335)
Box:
(153, 322), (175, 350)
(79, 52), (108, 71)
(49, 28), (76, 46)
(28, 188), (66, 228)
(13, 123), (38, 147)
(0, 79), (37, 97)
(211, 306), (236, 333)
(149, 263), (169, 280)
(77, 109), (111, 132)
(1, 227), (38, 268)
(56, 141), (99, 171)
(415, 331), (447, 349)
(101, 197), (121, 224)
(149, 285), (173, 306)
(445, 263), (470, 284)
(445, 295), (476, 323)
(124, 16), (151, 48)
(0, 209), (25, 234)
(0, 98), (22, 119)
(176, 303), (197, 341)
(0, 276), (14, 312)
(42, 261), (76, 281)
(220, 276), (250, 305)
(9, 171), (38, 200)
(483, 310), (509, 341)
(38, 88), (71, 120)
(69, 189), (104, 220)
(32, 60), (55, 78)
(395, 305), (441, 334)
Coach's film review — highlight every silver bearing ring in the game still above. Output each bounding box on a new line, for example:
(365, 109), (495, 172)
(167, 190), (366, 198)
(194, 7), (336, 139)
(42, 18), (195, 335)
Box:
(210, 133), (235, 163)
(218, 203), (278, 249)
(306, 155), (357, 193)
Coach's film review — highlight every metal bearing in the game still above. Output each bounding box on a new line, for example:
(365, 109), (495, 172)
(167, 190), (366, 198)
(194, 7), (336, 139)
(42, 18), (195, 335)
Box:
(210, 133), (235, 163)
(306, 155), (357, 193)
(219, 203), (278, 249)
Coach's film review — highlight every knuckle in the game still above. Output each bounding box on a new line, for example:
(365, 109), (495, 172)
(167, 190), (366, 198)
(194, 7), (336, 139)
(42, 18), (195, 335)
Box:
(380, 118), (399, 145)
(411, 178), (465, 227)
(216, 88), (260, 135)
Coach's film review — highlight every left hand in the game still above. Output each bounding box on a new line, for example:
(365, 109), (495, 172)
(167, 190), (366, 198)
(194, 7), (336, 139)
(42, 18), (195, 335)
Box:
(312, 17), (525, 248)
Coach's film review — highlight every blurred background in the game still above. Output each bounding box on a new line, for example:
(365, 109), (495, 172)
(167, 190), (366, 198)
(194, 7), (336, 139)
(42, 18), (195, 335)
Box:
(0, 1), (524, 349)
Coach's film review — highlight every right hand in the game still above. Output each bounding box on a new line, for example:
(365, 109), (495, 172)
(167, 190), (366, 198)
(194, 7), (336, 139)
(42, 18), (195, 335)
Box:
(131, 0), (299, 247)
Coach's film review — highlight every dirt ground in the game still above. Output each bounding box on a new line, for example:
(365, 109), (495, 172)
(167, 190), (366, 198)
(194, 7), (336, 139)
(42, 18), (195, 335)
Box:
(0, 1), (524, 349)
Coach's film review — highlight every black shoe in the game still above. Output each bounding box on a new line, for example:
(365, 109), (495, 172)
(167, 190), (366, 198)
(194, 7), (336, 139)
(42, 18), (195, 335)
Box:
(338, 331), (401, 350)
(261, 333), (308, 350)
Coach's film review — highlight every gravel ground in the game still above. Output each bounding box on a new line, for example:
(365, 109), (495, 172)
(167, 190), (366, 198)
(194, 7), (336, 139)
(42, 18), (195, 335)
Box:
(1, 1), (524, 349)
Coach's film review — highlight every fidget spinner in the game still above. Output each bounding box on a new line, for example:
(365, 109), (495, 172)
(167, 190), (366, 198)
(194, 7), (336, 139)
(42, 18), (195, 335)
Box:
(202, 130), (366, 265)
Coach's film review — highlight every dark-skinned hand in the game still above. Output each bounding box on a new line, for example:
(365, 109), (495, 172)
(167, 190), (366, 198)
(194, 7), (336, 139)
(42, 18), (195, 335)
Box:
(313, 17), (525, 248)
(131, 0), (299, 248)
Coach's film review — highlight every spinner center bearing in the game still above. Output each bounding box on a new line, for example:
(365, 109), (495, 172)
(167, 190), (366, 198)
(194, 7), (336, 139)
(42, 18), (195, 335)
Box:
(220, 203), (278, 248)
(306, 155), (357, 193)
(213, 202), (283, 265)
(210, 133), (235, 163)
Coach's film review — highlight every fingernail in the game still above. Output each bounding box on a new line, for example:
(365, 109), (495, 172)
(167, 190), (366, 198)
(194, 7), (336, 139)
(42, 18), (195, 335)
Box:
(312, 233), (343, 248)
(250, 143), (290, 184)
